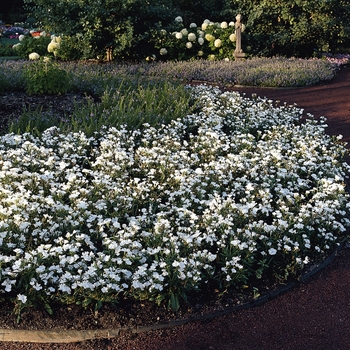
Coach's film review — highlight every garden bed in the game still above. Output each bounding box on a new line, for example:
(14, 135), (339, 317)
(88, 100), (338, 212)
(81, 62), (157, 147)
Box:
(0, 60), (347, 350)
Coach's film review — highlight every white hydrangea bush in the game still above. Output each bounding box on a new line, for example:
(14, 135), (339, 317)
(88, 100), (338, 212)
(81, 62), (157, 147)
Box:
(1, 85), (349, 310)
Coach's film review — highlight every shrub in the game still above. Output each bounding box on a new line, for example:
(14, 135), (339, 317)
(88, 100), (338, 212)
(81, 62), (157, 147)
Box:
(13, 34), (51, 59)
(150, 17), (240, 61)
(54, 35), (86, 61)
(0, 43), (17, 57)
(24, 60), (72, 95)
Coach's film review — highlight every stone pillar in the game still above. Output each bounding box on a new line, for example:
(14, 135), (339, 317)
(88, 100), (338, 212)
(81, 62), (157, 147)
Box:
(234, 14), (246, 60)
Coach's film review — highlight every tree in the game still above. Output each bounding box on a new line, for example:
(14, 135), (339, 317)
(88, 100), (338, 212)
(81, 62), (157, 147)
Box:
(22, 0), (350, 60)
(236, 0), (350, 57)
(23, 0), (143, 59)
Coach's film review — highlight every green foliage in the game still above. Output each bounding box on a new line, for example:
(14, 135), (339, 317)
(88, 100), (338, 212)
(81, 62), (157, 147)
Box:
(10, 80), (195, 138)
(172, 0), (228, 24)
(19, 0), (350, 60)
(0, 39), (18, 57)
(9, 106), (61, 136)
(238, 0), (350, 57)
(54, 35), (86, 61)
(24, 60), (72, 95)
(23, 0), (143, 59)
(0, 44), (16, 57)
(13, 34), (51, 59)
(6, 57), (337, 138)
(67, 80), (195, 136)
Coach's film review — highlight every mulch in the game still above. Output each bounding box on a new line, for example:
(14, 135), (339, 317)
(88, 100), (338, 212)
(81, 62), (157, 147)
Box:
(2, 66), (350, 350)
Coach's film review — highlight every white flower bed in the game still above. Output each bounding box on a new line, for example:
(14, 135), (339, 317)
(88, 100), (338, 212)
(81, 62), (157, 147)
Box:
(1, 85), (349, 309)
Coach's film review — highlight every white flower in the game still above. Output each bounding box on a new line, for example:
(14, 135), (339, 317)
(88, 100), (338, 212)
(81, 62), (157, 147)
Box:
(175, 16), (183, 23)
(186, 42), (193, 49)
(268, 248), (277, 256)
(190, 23), (197, 28)
(188, 33), (196, 42)
(17, 294), (27, 304)
(175, 32), (183, 39)
(18, 35), (25, 41)
(198, 37), (204, 45)
(2, 279), (16, 292)
(47, 41), (60, 54)
(229, 33), (236, 42)
(214, 39), (222, 48)
(201, 22), (209, 31)
(229, 21), (235, 27)
(205, 34), (215, 41)
(180, 28), (188, 36)
(159, 48), (168, 55)
(28, 52), (40, 60)
(145, 54), (156, 61)
(220, 21), (228, 29)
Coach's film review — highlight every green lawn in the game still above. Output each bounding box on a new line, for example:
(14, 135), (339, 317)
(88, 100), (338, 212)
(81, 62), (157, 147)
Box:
(0, 37), (19, 45)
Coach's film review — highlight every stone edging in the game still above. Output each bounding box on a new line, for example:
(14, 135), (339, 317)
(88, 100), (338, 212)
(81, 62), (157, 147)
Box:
(0, 242), (346, 343)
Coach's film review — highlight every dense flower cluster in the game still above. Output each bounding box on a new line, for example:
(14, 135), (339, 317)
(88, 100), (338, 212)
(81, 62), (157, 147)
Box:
(153, 17), (244, 61)
(0, 85), (349, 309)
(28, 52), (40, 60)
(47, 35), (61, 56)
(324, 53), (350, 66)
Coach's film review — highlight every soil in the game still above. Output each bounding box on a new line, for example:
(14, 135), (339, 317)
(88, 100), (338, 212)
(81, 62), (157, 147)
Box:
(0, 66), (350, 349)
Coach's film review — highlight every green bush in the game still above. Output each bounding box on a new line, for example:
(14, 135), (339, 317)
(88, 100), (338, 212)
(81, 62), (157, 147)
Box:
(54, 35), (87, 61)
(13, 34), (51, 59)
(68, 80), (196, 135)
(0, 42), (17, 57)
(24, 60), (72, 95)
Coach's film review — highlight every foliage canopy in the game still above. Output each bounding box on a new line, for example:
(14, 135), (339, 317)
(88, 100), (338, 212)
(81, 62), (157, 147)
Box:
(19, 0), (350, 59)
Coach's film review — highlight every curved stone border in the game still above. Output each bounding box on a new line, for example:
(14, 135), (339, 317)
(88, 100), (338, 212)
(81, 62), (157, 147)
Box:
(0, 242), (347, 343)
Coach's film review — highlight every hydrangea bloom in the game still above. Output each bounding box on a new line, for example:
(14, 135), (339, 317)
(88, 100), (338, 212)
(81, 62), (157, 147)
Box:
(28, 52), (40, 60)
(214, 39), (222, 48)
(188, 33), (196, 42)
